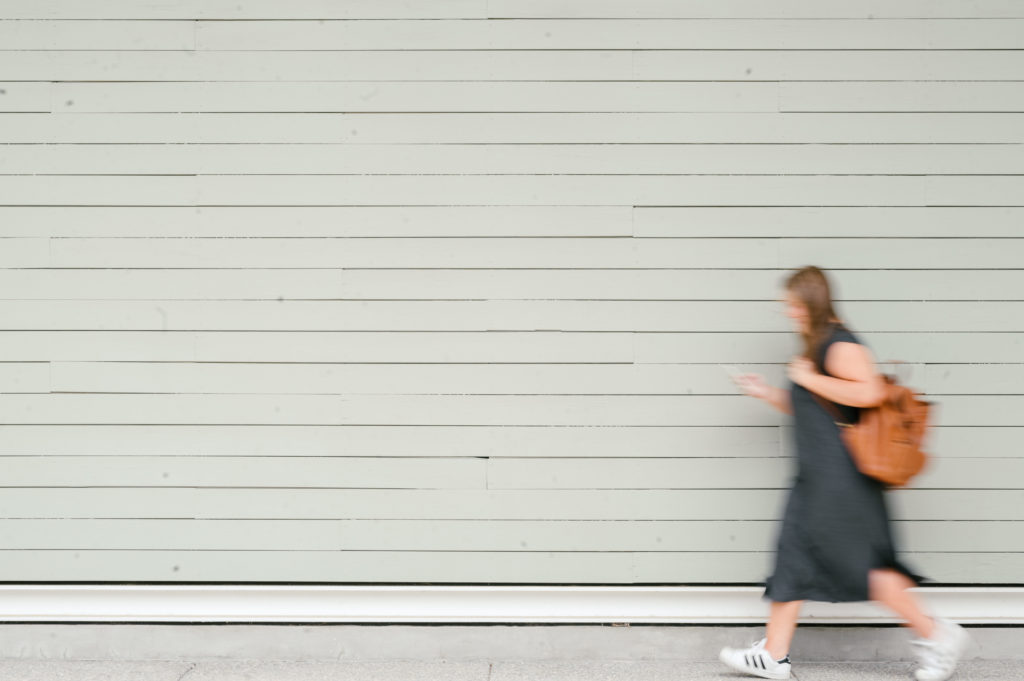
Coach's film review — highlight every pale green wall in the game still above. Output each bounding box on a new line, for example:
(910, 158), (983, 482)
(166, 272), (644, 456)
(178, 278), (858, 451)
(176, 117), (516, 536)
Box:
(0, 0), (1021, 584)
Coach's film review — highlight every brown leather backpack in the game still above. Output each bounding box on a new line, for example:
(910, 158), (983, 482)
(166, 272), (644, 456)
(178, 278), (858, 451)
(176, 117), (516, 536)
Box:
(812, 374), (932, 487)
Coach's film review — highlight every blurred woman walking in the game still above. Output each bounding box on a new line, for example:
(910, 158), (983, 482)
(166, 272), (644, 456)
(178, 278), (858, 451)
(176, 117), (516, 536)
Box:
(718, 266), (969, 681)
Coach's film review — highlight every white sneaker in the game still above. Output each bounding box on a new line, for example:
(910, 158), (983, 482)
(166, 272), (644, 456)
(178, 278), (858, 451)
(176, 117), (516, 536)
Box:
(911, 618), (971, 681)
(719, 637), (792, 679)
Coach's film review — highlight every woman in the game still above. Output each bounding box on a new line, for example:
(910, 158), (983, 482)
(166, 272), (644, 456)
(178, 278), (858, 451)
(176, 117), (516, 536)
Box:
(718, 266), (969, 681)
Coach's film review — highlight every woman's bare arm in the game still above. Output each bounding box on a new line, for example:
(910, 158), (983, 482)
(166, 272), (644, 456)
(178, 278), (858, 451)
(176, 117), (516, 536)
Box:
(762, 384), (793, 415)
(799, 341), (887, 408)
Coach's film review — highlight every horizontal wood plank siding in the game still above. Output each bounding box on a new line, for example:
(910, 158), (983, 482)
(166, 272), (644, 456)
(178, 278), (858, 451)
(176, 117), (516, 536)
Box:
(0, 0), (1018, 585)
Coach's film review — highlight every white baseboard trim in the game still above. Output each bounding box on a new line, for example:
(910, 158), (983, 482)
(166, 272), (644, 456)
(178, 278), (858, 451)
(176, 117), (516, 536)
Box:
(0, 585), (1020, 624)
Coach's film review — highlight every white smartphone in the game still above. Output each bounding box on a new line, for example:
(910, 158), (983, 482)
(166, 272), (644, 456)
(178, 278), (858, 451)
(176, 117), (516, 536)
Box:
(719, 364), (743, 381)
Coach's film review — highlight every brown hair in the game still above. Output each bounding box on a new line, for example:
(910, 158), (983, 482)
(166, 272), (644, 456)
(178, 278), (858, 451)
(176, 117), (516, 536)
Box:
(785, 266), (841, 360)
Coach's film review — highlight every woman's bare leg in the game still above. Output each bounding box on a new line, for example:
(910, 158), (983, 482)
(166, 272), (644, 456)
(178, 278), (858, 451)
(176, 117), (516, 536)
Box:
(765, 600), (803, 660)
(869, 568), (935, 638)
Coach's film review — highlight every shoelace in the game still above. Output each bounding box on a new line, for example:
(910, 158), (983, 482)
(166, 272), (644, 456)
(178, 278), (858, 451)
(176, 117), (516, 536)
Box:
(748, 639), (788, 667)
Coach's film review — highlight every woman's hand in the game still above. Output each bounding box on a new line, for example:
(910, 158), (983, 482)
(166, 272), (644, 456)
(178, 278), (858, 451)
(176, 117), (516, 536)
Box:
(787, 356), (817, 388)
(733, 372), (793, 415)
(733, 373), (772, 400)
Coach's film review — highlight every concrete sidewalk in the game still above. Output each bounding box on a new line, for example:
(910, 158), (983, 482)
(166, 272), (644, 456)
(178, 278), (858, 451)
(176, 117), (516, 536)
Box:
(0, 625), (1018, 680)
(0, 659), (1017, 680)
(0, 624), (1018, 662)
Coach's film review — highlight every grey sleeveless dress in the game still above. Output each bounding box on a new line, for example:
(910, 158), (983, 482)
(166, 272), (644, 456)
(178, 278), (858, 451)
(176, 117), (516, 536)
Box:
(763, 322), (924, 603)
